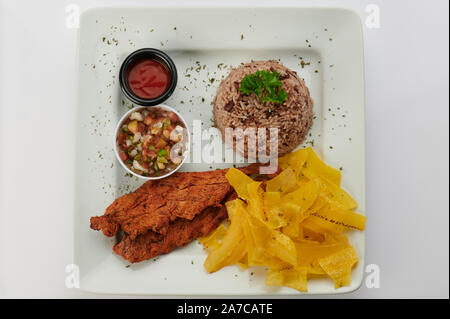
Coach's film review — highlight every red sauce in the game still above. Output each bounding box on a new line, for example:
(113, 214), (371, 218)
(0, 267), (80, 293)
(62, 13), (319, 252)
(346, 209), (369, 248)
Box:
(127, 59), (170, 99)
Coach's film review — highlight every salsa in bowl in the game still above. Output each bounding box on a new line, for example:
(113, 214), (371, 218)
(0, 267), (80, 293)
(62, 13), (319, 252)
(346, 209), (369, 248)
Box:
(114, 105), (189, 180)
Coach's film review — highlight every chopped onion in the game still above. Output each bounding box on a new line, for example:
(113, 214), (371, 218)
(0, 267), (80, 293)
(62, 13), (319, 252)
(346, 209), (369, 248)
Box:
(142, 135), (151, 143)
(153, 122), (163, 129)
(170, 131), (181, 142)
(130, 111), (143, 121)
(133, 160), (148, 173)
(129, 149), (138, 157)
(133, 132), (142, 143)
(172, 156), (182, 165)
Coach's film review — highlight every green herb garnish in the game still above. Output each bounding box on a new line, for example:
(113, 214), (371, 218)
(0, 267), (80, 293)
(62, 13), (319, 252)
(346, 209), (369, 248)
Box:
(239, 70), (288, 104)
(158, 149), (168, 157)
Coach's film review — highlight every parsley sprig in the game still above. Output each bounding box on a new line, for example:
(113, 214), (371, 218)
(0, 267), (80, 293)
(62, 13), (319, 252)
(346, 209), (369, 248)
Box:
(239, 70), (288, 104)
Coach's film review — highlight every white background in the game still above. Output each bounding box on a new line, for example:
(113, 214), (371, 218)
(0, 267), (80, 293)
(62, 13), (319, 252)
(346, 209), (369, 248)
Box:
(0, 0), (448, 299)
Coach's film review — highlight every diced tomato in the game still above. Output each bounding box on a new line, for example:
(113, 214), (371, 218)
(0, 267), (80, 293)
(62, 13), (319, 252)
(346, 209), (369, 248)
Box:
(144, 115), (154, 126)
(138, 122), (146, 134)
(142, 136), (153, 148)
(168, 112), (178, 123)
(155, 137), (168, 149)
(140, 162), (150, 170)
(118, 150), (128, 162)
(143, 149), (157, 160)
(117, 131), (126, 144)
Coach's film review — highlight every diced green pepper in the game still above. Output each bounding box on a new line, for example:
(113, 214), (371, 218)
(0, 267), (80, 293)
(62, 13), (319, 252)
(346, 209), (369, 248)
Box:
(163, 118), (171, 129)
(157, 156), (168, 164)
(158, 149), (168, 157)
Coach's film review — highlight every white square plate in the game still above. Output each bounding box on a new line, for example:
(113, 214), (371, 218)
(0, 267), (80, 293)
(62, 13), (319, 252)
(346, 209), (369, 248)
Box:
(74, 6), (365, 295)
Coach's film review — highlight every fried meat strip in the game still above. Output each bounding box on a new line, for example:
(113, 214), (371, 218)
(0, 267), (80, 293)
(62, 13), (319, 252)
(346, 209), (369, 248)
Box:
(90, 164), (276, 263)
(113, 193), (236, 263)
(90, 165), (263, 239)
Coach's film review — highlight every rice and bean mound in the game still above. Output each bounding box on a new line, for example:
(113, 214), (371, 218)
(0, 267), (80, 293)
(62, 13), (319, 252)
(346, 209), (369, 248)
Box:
(213, 60), (314, 158)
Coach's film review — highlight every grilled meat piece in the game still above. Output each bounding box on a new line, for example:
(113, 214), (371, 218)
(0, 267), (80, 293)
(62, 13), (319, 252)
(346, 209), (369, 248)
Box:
(90, 164), (277, 263)
(91, 170), (230, 239)
(90, 165), (263, 240)
(114, 193), (235, 263)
